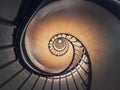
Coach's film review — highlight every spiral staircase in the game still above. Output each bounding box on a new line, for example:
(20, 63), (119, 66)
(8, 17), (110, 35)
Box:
(0, 0), (120, 90)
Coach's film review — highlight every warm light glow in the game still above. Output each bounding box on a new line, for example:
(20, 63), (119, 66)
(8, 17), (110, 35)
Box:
(24, 0), (96, 74)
